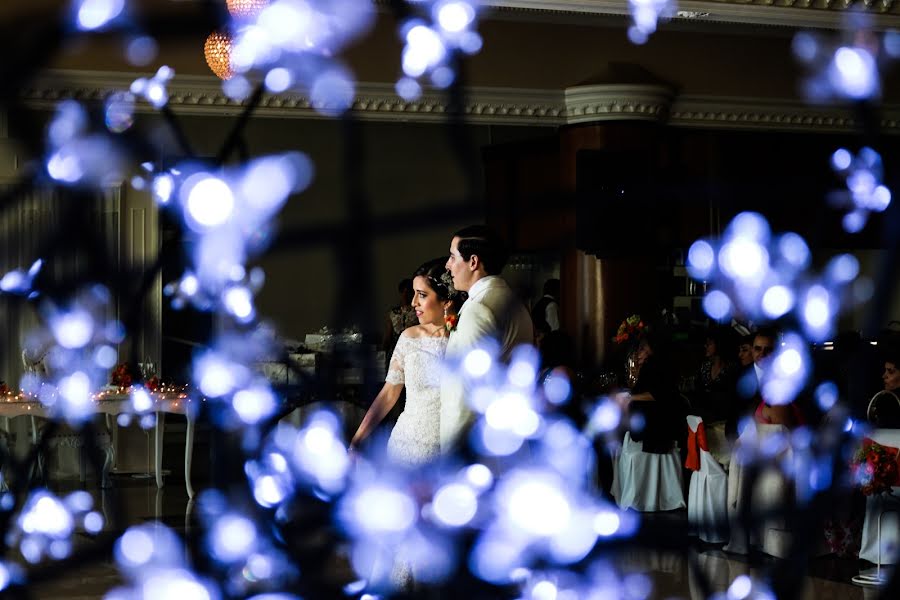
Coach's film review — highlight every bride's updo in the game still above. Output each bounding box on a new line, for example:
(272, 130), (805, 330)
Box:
(413, 258), (465, 312)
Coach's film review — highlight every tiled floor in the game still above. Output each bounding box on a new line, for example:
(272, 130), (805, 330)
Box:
(14, 478), (894, 599)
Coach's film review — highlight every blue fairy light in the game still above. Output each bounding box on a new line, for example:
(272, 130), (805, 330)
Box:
(152, 173), (174, 205)
(828, 46), (879, 100)
(463, 348), (492, 377)
(815, 381), (839, 411)
(702, 289), (732, 321)
(74, 0), (126, 32)
(264, 67), (292, 93)
(130, 66), (174, 109)
(586, 398), (622, 435)
(394, 1), (482, 93)
(104, 91), (135, 133)
(13, 489), (98, 564)
(182, 174), (236, 230)
(232, 384), (277, 425)
(761, 285), (794, 319)
(125, 35), (157, 65)
(826, 253), (859, 284)
(395, 76), (423, 101)
(464, 463), (493, 491)
(309, 68), (356, 116)
(432, 483), (478, 527)
(627, 0), (674, 45)
(209, 514), (258, 563)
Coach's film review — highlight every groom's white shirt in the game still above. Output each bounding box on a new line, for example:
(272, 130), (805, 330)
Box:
(440, 275), (534, 451)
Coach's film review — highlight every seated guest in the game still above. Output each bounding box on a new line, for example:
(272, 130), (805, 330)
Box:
(626, 332), (684, 453)
(736, 333), (754, 368)
(870, 347), (900, 428)
(695, 326), (738, 425)
(737, 328), (804, 429)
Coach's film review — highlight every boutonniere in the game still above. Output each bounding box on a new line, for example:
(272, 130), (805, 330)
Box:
(445, 312), (459, 333)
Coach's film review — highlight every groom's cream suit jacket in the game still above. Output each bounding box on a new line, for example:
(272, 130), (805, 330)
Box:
(440, 275), (533, 451)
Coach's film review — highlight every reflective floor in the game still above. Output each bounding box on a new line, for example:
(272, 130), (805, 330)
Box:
(16, 478), (893, 599)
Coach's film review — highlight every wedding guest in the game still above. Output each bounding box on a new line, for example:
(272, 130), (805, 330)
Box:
(869, 347), (900, 428)
(737, 328), (804, 429)
(532, 278), (561, 344)
(737, 334), (754, 368)
(538, 330), (577, 407)
(383, 278), (417, 356)
(695, 327), (738, 424)
(625, 331), (683, 453)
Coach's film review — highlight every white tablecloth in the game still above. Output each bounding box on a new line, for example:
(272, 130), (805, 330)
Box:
(0, 392), (198, 497)
(859, 428), (900, 565)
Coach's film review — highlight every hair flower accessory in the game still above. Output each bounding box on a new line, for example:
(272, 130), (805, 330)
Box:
(440, 270), (460, 299)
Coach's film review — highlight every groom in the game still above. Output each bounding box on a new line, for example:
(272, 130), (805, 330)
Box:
(441, 225), (533, 451)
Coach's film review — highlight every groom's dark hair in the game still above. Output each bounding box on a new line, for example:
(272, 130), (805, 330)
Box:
(452, 225), (509, 275)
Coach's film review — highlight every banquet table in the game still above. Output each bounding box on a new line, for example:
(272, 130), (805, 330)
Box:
(0, 391), (199, 498)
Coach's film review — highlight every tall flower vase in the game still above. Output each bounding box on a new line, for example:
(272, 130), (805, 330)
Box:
(625, 345), (639, 388)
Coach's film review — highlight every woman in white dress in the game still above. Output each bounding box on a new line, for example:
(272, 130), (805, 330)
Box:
(350, 258), (462, 465)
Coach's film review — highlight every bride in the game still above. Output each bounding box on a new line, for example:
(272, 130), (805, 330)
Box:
(350, 258), (462, 465)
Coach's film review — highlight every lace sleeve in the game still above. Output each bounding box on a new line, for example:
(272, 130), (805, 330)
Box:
(386, 335), (407, 385)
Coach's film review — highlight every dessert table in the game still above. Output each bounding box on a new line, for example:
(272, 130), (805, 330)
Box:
(0, 389), (199, 498)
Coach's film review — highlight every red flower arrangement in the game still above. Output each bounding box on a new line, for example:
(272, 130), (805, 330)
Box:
(850, 438), (900, 496)
(614, 314), (646, 345)
(111, 363), (133, 389)
(146, 376), (160, 392)
(0, 381), (10, 396)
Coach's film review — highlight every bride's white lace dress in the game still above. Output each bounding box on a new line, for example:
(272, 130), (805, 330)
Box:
(382, 332), (446, 590)
(385, 333), (447, 465)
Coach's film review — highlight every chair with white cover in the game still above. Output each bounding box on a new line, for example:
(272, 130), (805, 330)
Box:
(611, 432), (685, 512)
(857, 427), (900, 574)
(867, 390), (900, 428)
(724, 421), (795, 557)
(685, 415), (728, 542)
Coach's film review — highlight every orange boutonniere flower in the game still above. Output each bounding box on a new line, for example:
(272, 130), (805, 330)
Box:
(445, 313), (459, 333)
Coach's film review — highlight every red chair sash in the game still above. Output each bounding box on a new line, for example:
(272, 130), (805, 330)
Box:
(685, 421), (708, 472)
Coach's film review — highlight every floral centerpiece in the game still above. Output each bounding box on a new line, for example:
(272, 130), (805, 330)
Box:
(613, 314), (647, 388)
(0, 381), (9, 396)
(111, 363), (133, 389)
(850, 438), (900, 496)
(614, 314), (646, 345)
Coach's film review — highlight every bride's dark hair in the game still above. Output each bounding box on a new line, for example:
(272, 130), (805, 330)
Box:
(413, 258), (465, 313)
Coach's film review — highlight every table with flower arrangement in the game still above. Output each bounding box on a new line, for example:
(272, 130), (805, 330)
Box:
(855, 428), (900, 580)
(0, 386), (201, 498)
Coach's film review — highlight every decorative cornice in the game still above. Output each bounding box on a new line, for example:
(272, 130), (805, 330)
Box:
(19, 69), (900, 133)
(482, 0), (900, 29)
(564, 84), (675, 124)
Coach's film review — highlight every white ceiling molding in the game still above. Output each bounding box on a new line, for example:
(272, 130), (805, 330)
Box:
(483, 0), (900, 29)
(19, 69), (900, 133)
(565, 84), (675, 124)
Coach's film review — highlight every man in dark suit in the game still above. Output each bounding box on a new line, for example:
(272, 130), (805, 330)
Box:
(728, 328), (777, 439)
